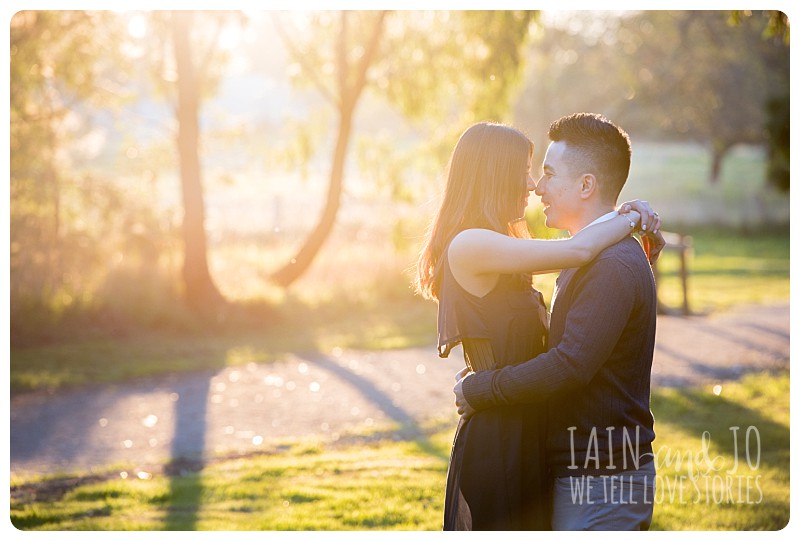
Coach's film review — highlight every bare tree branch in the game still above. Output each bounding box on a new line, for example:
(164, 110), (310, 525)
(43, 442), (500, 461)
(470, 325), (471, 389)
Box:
(348, 11), (388, 105)
(337, 11), (348, 103)
(197, 15), (225, 83)
(270, 12), (338, 107)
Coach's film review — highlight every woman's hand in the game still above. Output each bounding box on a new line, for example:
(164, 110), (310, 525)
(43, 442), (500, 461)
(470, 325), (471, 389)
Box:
(454, 376), (476, 420)
(619, 200), (665, 264)
(642, 230), (667, 265)
(618, 199), (661, 234)
(455, 366), (471, 382)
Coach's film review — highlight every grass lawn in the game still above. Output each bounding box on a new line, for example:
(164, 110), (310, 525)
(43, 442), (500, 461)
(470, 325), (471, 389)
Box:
(648, 370), (790, 530)
(533, 226), (788, 316)
(651, 227), (790, 314)
(10, 371), (789, 531)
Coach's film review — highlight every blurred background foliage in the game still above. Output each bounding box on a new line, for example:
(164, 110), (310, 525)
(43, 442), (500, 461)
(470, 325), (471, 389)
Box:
(9, 9), (789, 353)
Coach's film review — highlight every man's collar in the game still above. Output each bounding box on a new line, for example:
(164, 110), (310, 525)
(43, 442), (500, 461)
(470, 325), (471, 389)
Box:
(576, 210), (619, 234)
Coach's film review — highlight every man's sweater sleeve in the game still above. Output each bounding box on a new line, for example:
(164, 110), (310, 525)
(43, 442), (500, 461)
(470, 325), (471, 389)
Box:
(461, 256), (637, 410)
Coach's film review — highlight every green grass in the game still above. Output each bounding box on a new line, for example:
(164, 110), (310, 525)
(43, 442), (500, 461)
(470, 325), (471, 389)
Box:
(10, 418), (455, 531)
(11, 371), (789, 531)
(649, 371), (790, 530)
(651, 227), (789, 314)
(531, 227), (789, 314)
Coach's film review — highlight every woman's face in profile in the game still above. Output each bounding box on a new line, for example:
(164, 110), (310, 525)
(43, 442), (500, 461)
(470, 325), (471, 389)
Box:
(518, 153), (536, 217)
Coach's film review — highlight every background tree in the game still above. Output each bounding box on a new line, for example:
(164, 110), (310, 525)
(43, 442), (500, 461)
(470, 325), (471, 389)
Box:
(617, 10), (789, 184)
(513, 12), (635, 153)
(268, 11), (388, 288)
(514, 10), (789, 187)
(10, 10), (251, 342)
(764, 93), (790, 192)
(268, 10), (538, 288)
(140, 11), (247, 311)
(10, 11), (132, 340)
(170, 11), (226, 310)
(731, 9), (790, 192)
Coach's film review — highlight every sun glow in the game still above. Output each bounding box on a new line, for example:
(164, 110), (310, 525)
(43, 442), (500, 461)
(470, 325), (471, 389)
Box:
(127, 13), (148, 39)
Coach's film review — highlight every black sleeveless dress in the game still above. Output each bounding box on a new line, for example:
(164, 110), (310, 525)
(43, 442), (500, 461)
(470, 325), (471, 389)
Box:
(439, 250), (551, 530)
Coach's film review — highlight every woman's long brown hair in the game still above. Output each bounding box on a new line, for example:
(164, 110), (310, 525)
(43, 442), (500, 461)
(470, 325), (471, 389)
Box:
(415, 122), (533, 301)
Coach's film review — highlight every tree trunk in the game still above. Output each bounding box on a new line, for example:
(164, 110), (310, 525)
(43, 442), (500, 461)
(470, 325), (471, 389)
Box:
(43, 126), (61, 299)
(270, 12), (386, 288)
(271, 107), (354, 288)
(709, 140), (732, 185)
(172, 11), (224, 310)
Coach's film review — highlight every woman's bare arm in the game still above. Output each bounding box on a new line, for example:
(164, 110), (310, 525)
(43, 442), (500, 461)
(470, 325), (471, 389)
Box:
(449, 210), (640, 277)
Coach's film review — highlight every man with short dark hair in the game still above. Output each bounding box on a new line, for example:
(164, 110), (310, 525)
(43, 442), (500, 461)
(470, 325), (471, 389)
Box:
(454, 112), (660, 530)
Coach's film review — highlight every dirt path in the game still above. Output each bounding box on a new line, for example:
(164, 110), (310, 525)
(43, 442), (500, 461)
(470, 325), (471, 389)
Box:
(10, 303), (789, 477)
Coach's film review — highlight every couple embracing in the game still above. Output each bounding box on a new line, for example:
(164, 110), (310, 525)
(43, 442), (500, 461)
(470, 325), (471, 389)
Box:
(416, 113), (664, 531)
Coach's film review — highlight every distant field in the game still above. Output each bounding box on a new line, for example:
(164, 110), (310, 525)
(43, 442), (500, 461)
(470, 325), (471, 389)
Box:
(209, 142), (788, 303)
(620, 142), (788, 229)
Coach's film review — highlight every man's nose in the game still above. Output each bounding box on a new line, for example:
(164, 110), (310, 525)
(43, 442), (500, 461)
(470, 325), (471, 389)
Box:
(534, 175), (546, 196)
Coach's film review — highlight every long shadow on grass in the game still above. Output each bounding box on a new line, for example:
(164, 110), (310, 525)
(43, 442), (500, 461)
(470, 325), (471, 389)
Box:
(651, 384), (789, 469)
(688, 321), (789, 362)
(650, 381), (790, 528)
(297, 351), (449, 463)
(162, 377), (211, 530)
(655, 343), (742, 386)
(741, 322), (790, 341)
(654, 342), (788, 387)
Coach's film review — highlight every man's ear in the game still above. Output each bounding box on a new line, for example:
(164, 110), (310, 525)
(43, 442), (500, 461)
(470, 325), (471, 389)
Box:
(579, 174), (597, 199)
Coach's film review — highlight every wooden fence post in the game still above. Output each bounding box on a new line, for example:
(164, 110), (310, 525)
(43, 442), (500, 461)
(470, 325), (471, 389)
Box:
(653, 231), (693, 316)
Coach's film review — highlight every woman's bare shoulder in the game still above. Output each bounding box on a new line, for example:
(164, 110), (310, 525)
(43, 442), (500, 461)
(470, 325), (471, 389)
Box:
(450, 228), (502, 252)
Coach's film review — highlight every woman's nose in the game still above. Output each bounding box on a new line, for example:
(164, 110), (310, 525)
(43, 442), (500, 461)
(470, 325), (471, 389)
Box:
(527, 175), (537, 191)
